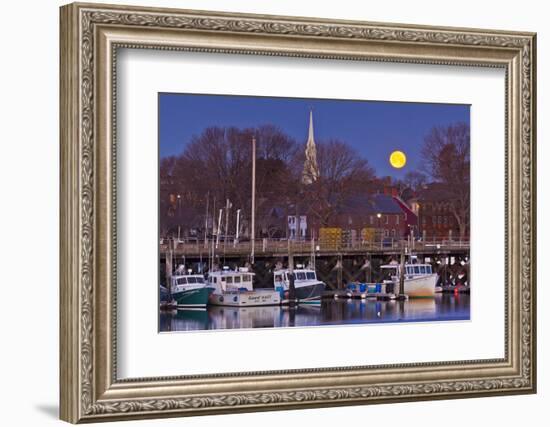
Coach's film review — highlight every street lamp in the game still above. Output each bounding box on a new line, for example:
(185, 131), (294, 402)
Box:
(376, 213), (382, 243)
(176, 194), (182, 243)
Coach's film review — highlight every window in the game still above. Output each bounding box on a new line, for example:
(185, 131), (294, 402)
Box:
(385, 215), (389, 224)
(177, 277), (187, 285)
(196, 277), (204, 283)
(396, 215), (400, 225)
(225, 277), (233, 284)
(391, 229), (396, 237)
(187, 277), (197, 284)
(244, 274), (252, 282)
(413, 266), (420, 274)
(297, 272), (306, 280)
(384, 229), (389, 237)
(419, 266), (426, 274)
(306, 272), (316, 280)
(275, 274), (282, 282)
(234, 276), (241, 284)
(426, 265), (432, 274)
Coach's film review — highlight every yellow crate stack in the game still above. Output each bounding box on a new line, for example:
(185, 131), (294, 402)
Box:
(319, 227), (343, 250)
(361, 227), (376, 243)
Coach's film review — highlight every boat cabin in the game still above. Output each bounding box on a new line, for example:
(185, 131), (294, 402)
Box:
(404, 264), (433, 276)
(207, 270), (255, 292)
(274, 269), (317, 284)
(171, 275), (205, 286)
(170, 274), (207, 293)
(380, 263), (434, 281)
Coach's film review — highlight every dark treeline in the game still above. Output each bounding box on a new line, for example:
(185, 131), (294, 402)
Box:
(160, 124), (375, 238)
(160, 121), (470, 239)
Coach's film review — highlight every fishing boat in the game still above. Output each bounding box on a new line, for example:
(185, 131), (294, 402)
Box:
(273, 267), (326, 304)
(380, 261), (437, 298)
(170, 267), (213, 308)
(207, 267), (281, 307)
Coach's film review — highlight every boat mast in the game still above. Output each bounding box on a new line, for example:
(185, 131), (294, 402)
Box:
(287, 238), (296, 303)
(310, 230), (316, 270)
(251, 135), (256, 264)
(399, 246), (405, 296)
(210, 197), (216, 272)
(204, 191), (209, 249)
(234, 209), (241, 247)
(223, 198), (230, 264)
(216, 208), (223, 250)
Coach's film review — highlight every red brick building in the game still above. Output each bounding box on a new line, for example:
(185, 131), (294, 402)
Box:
(331, 192), (418, 242)
(408, 183), (465, 241)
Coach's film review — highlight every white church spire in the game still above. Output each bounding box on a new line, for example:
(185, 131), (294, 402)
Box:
(302, 109), (320, 185)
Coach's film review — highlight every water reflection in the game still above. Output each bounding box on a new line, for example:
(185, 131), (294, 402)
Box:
(159, 294), (470, 332)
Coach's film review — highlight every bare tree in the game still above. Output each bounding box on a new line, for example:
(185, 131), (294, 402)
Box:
(403, 170), (428, 191)
(421, 122), (470, 238)
(303, 139), (375, 226)
(160, 126), (376, 239)
(160, 125), (299, 238)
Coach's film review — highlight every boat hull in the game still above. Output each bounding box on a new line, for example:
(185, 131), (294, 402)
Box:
(279, 282), (326, 304)
(404, 274), (437, 298)
(209, 290), (281, 307)
(172, 287), (212, 308)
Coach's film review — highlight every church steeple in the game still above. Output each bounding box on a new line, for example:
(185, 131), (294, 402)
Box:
(302, 110), (320, 185)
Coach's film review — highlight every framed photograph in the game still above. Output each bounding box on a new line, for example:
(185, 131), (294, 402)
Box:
(60, 2), (537, 423)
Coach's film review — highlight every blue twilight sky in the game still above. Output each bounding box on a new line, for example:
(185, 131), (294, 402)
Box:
(159, 93), (470, 179)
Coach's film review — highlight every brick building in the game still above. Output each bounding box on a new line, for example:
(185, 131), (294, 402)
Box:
(332, 192), (418, 242)
(408, 183), (465, 241)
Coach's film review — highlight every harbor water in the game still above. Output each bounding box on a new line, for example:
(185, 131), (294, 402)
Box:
(159, 293), (470, 332)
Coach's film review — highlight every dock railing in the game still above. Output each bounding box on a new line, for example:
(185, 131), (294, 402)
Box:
(160, 237), (470, 257)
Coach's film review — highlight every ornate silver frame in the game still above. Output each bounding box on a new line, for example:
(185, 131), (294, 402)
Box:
(60, 2), (536, 423)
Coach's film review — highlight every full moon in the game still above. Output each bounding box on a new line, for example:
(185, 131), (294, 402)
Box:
(389, 150), (407, 169)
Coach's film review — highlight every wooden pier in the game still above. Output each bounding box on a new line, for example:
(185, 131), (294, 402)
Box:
(160, 237), (469, 290)
(160, 237), (469, 259)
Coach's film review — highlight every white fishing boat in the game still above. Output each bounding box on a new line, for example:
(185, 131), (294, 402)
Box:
(207, 267), (281, 307)
(380, 261), (437, 298)
(273, 267), (326, 304)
